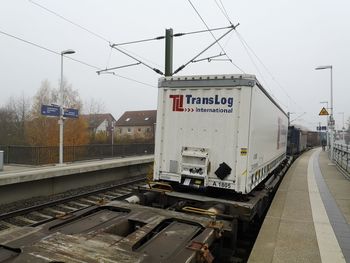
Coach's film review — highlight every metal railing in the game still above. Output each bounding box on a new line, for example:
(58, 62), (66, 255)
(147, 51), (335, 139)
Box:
(0, 144), (154, 165)
(333, 143), (350, 176)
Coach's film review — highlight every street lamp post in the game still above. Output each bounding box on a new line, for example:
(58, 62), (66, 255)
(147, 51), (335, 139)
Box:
(315, 65), (334, 160)
(59, 49), (75, 165)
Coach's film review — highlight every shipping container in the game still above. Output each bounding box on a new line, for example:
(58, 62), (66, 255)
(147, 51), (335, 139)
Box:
(154, 74), (288, 194)
(307, 131), (320, 147)
(287, 126), (308, 155)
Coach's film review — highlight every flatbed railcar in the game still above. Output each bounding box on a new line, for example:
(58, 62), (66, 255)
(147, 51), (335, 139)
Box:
(0, 74), (296, 263)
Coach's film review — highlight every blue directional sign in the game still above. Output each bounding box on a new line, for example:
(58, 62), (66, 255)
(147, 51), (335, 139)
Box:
(41, 104), (60, 117)
(63, 108), (79, 118)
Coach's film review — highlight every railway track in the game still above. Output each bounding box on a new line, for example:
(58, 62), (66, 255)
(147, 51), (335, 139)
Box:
(0, 176), (146, 232)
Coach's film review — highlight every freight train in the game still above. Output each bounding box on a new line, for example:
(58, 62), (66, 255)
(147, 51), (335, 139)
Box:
(287, 126), (320, 156)
(0, 74), (320, 263)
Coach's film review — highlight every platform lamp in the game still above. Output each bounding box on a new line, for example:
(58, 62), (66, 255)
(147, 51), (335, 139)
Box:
(59, 49), (75, 165)
(315, 65), (334, 160)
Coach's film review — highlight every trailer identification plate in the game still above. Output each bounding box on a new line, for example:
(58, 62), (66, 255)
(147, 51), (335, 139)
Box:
(209, 180), (233, 189)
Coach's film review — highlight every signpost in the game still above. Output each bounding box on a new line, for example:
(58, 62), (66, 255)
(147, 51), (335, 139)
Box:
(41, 105), (79, 118)
(41, 104), (79, 165)
(41, 105), (79, 119)
(41, 105), (60, 117)
(319, 107), (329, 116)
(63, 108), (79, 118)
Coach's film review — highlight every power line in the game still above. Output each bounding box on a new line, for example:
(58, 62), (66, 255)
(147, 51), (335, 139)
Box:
(237, 34), (271, 93)
(0, 29), (59, 55)
(211, 0), (303, 112)
(0, 29), (156, 88)
(187, 0), (245, 73)
(214, 0), (231, 23)
(28, 0), (161, 68)
(219, 0), (231, 22)
(236, 31), (304, 111)
(29, 0), (242, 76)
(210, 3), (289, 111)
(28, 0), (110, 43)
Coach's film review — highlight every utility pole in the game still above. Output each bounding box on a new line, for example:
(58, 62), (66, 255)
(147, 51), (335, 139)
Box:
(164, 28), (173, 77)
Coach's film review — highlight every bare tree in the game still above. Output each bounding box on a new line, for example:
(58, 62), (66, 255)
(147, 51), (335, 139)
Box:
(83, 98), (105, 115)
(26, 79), (88, 146)
(0, 93), (31, 145)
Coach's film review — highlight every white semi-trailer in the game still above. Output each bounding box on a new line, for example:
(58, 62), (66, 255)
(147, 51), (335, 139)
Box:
(154, 74), (288, 194)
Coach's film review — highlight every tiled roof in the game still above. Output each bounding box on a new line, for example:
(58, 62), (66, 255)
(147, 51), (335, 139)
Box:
(80, 113), (116, 129)
(115, 110), (156, 126)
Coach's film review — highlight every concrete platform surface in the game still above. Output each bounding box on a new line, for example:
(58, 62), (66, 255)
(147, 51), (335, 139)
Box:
(0, 155), (154, 186)
(249, 148), (349, 263)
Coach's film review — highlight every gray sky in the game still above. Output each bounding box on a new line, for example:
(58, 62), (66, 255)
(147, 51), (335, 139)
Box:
(1, 0), (349, 130)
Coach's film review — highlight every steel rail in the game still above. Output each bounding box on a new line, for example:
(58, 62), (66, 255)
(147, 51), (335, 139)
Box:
(0, 176), (145, 222)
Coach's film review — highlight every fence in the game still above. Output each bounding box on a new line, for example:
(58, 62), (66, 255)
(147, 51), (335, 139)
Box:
(333, 143), (350, 176)
(0, 144), (154, 165)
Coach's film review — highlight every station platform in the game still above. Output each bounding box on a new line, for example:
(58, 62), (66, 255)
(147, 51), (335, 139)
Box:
(0, 155), (153, 186)
(249, 148), (350, 263)
(0, 155), (153, 204)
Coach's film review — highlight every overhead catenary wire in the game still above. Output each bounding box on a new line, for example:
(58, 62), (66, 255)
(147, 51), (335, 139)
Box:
(29, 0), (243, 77)
(211, 0), (303, 112)
(233, 32), (289, 110)
(214, 0), (232, 23)
(28, 0), (161, 69)
(187, 0), (245, 73)
(219, 0), (231, 21)
(0, 29), (156, 88)
(235, 31), (304, 111)
(28, 0), (110, 43)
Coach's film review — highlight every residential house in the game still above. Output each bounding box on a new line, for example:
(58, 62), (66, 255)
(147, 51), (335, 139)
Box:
(115, 110), (156, 142)
(81, 113), (116, 143)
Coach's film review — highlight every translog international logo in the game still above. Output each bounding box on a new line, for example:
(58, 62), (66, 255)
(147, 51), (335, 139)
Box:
(169, 95), (184, 112)
(169, 94), (234, 113)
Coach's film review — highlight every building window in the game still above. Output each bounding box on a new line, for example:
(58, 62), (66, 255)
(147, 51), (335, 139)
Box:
(128, 128), (132, 133)
(138, 128), (141, 132)
(144, 117), (149, 121)
(146, 128), (151, 133)
(126, 118), (130, 122)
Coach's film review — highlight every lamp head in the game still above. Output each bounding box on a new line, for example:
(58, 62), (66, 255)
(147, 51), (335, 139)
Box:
(315, 65), (332, 70)
(61, 49), (76, 55)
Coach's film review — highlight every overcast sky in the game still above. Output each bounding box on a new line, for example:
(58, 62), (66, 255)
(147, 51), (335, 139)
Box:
(0, 0), (349, 130)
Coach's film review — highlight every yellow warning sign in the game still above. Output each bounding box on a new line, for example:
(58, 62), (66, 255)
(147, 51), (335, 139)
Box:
(319, 107), (329, 116)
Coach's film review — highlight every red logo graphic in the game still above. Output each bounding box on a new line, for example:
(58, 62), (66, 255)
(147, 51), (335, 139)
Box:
(169, 95), (184, 112)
